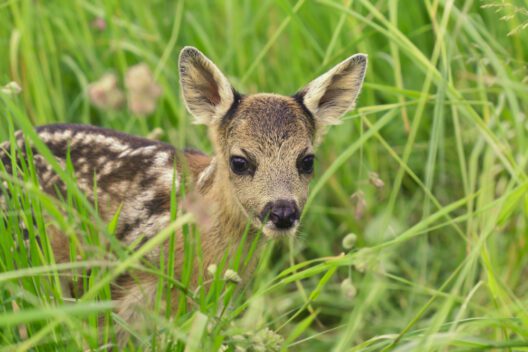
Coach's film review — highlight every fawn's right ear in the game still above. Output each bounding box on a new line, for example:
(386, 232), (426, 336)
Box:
(179, 46), (235, 125)
(295, 53), (367, 130)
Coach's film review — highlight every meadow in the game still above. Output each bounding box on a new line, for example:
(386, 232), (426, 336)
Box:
(1, 0), (527, 351)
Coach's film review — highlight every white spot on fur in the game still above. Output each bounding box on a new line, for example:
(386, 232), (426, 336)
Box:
(62, 130), (72, 140)
(83, 134), (95, 145)
(154, 152), (169, 166)
(93, 134), (107, 145)
(158, 167), (179, 192)
(94, 160), (122, 179)
(118, 149), (132, 158)
(93, 135), (129, 153)
(41, 169), (53, 182)
(129, 145), (157, 157)
(49, 130), (72, 141)
(79, 163), (90, 174)
(74, 132), (88, 145)
(38, 132), (51, 141)
(112, 180), (130, 194)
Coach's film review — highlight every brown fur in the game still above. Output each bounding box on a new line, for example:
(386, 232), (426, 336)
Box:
(0, 46), (367, 344)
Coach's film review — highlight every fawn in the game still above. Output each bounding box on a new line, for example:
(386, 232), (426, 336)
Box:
(0, 46), (367, 339)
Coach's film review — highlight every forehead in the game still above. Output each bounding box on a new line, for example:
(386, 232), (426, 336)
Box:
(222, 94), (314, 149)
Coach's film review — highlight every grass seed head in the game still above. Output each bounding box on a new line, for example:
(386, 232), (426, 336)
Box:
(224, 269), (241, 284)
(1, 81), (22, 96)
(341, 278), (357, 299)
(369, 172), (385, 188)
(207, 264), (218, 277)
(342, 233), (358, 250)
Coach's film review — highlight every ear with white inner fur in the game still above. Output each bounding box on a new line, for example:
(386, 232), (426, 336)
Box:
(179, 46), (235, 124)
(297, 54), (367, 128)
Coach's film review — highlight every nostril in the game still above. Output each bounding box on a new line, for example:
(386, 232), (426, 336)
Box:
(269, 211), (281, 224)
(268, 200), (299, 229)
(259, 202), (273, 222)
(286, 208), (299, 222)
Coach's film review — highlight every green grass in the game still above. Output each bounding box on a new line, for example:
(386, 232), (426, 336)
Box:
(1, 0), (528, 350)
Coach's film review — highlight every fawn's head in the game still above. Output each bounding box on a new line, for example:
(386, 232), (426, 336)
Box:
(179, 47), (366, 238)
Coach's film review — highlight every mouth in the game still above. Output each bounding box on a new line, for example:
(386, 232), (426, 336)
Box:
(260, 220), (299, 239)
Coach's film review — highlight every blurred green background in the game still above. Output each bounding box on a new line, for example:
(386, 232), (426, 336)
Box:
(1, 0), (527, 351)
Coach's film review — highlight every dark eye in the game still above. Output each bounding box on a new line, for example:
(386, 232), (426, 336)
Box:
(299, 155), (315, 174)
(230, 156), (251, 175)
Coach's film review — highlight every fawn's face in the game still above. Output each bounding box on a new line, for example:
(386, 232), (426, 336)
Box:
(179, 47), (367, 237)
(218, 94), (314, 236)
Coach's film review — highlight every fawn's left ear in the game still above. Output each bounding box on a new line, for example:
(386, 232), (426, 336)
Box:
(179, 46), (235, 125)
(296, 54), (367, 131)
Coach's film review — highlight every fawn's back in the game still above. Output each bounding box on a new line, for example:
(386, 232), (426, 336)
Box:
(0, 124), (210, 256)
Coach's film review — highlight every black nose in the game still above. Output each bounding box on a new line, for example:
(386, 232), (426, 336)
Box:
(261, 200), (300, 230)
